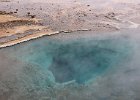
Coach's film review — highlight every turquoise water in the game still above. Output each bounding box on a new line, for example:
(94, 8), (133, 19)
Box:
(0, 31), (134, 100)
(7, 31), (132, 84)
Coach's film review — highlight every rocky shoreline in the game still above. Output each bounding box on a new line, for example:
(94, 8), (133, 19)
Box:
(0, 0), (140, 48)
(0, 10), (119, 48)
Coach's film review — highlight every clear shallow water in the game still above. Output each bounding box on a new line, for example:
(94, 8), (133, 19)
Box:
(0, 31), (137, 100)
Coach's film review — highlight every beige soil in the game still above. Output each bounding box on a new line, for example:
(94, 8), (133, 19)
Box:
(0, 0), (140, 48)
(0, 14), (55, 47)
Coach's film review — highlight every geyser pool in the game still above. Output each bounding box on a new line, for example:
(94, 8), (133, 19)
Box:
(5, 31), (132, 85)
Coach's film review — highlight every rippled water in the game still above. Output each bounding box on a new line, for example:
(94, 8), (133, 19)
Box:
(0, 30), (139, 100)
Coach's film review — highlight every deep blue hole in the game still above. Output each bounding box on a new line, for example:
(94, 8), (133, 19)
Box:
(48, 40), (124, 84)
(12, 33), (131, 85)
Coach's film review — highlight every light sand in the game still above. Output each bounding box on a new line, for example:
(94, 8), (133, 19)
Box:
(0, 25), (46, 37)
(0, 14), (54, 47)
(0, 30), (59, 48)
(0, 0), (140, 48)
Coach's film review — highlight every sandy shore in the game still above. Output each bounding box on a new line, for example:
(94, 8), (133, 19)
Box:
(0, 0), (140, 48)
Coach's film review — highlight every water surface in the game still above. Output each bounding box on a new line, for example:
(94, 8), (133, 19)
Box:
(0, 30), (139, 100)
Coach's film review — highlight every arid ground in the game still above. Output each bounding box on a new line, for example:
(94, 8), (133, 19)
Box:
(0, 0), (140, 47)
